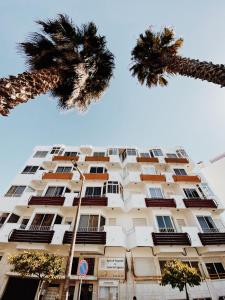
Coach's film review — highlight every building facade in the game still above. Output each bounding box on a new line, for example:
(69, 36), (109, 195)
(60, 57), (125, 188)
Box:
(0, 145), (225, 300)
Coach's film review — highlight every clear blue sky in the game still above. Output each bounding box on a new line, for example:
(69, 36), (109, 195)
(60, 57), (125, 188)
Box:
(1, 0), (225, 193)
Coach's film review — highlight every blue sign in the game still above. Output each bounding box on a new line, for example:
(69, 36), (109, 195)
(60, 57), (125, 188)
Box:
(78, 259), (88, 276)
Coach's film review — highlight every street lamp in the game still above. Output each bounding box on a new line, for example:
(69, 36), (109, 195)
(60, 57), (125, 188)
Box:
(62, 161), (85, 300)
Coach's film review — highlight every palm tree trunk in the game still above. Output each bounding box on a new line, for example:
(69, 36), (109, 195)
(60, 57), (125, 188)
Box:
(168, 56), (225, 87)
(0, 67), (61, 116)
(184, 283), (189, 300)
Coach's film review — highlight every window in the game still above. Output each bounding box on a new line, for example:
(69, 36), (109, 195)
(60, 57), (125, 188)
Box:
(174, 168), (187, 176)
(20, 218), (29, 229)
(71, 257), (79, 275)
(54, 215), (62, 225)
(149, 188), (163, 198)
(199, 183), (214, 198)
(64, 151), (78, 157)
(120, 149), (137, 162)
(140, 152), (150, 157)
(90, 167), (106, 174)
(31, 214), (54, 229)
(103, 181), (122, 194)
(33, 151), (48, 158)
(166, 153), (177, 158)
(22, 166), (39, 174)
(56, 166), (72, 173)
(0, 213), (9, 225)
(45, 186), (64, 197)
(93, 152), (105, 157)
(150, 149), (163, 157)
(205, 262), (225, 279)
(7, 213), (20, 223)
(143, 166), (156, 175)
(183, 188), (200, 199)
(78, 215), (104, 231)
(50, 147), (63, 155)
(176, 149), (188, 158)
(108, 148), (118, 155)
(156, 216), (175, 232)
(5, 186), (26, 197)
(197, 216), (218, 233)
(85, 187), (102, 197)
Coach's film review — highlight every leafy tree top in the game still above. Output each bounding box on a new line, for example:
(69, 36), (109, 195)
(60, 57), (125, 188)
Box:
(8, 250), (64, 282)
(161, 260), (201, 291)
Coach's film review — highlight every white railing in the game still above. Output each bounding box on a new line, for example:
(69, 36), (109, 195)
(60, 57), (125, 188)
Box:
(28, 225), (53, 231)
(77, 226), (104, 232)
(159, 228), (176, 233)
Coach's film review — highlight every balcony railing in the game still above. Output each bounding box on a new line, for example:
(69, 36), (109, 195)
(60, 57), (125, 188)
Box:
(52, 155), (79, 161)
(172, 175), (201, 183)
(63, 229), (106, 244)
(165, 157), (189, 164)
(73, 196), (108, 206)
(85, 156), (110, 162)
(8, 228), (54, 243)
(83, 173), (109, 180)
(42, 172), (73, 180)
(140, 174), (166, 182)
(152, 232), (191, 246)
(198, 232), (225, 245)
(183, 198), (217, 208)
(28, 196), (65, 206)
(145, 198), (176, 208)
(136, 157), (159, 163)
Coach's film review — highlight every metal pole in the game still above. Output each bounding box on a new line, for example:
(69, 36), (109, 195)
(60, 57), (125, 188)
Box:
(62, 162), (85, 300)
(77, 278), (82, 300)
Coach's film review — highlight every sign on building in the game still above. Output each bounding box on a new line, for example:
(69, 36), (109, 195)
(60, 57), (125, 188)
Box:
(98, 257), (125, 279)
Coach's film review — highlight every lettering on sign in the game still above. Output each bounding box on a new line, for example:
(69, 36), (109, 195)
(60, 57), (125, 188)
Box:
(98, 257), (125, 279)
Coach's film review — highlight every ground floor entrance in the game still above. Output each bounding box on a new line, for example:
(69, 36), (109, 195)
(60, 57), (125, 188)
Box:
(80, 283), (93, 300)
(2, 277), (39, 300)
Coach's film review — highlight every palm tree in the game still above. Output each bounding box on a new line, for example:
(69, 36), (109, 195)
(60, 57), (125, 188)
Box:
(130, 27), (225, 88)
(0, 14), (114, 116)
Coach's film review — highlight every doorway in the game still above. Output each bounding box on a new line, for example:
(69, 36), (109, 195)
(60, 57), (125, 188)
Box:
(80, 283), (93, 300)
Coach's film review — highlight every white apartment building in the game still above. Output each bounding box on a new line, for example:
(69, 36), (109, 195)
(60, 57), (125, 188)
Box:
(0, 145), (225, 300)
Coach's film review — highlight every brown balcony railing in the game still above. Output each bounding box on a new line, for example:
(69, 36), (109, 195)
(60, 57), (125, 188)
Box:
(165, 157), (189, 164)
(73, 196), (108, 206)
(52, 155), (79, 161)
(63, 230), (106, 244)
(136, 157), (159, 163)
(82, 173), (109, 180)
(183, 198), (217, 208)
(145, 198), (176, 208)
(42, 172), (73, 180)
(85, 156), (110, 162)
(28, 196), (65, 206)
(152, 232), (191, 245)
(8, 229), (54, 243)
(172, 175), (201, 183)
(140, 174), (166, 182)
(198, 232), (225, 245)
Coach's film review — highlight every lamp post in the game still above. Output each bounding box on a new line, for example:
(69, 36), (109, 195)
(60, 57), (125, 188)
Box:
(62, 161), (85, 300)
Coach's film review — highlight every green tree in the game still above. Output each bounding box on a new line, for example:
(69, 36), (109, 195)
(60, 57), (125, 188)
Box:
(8, 250), (64, 300)
(161, 260), (201, 300)
(0, 14), (114, 116)
(130, 27), (225, 88)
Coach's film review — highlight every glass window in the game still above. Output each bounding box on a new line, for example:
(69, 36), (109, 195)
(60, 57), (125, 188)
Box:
(206, 262), (225, 279)
(140, 152), (150, 157)
(156, 216), (175, 232)
(5, 186), (26, 197)
(127, 149), (137, 156)
(174, 168), (187, 175)
(56, 166), (72, 173)
(45, 186), (64, 197)
(166, 153), (177, 158)
(85, 187), (102, 197)
(71, 257), (79, 275)
(64, 151), (78, 157)
(31, 214), (54, 228)
(150, 149), (163, 157)
(108, 148), (118, 155)
(0, 213), (9, 225)
(50, 147), (63, 155)
(90, 167), (105, 174)
(20, 218), (29, 229)
(183, 188), (200, 199)
(197, 216), (218, 233)
(149, 188), (163, 198)
(33, 151), (48, 158)
(7, 213), (20, 223)
(22, 166), (39, 174)
(93, 152), (105, 157)
(176, 149), (188, 158)
(78, 215), (99, 231)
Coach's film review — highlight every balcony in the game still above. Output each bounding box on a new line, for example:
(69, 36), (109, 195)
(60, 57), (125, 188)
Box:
(73, 196), (108, 206)
(8, 228), (54, 243)
(198, 232), (225, 245)
(172, 175), (201, 183)
(42, 172), (73, 180)
(28, 196), (65, 206)
(140, 174), (166, 182)
(82, 173), (109, 180)
(152, 232), (191, 246)
(52, 155), (79, 162)
(145, 198), (176, 208)
(165, 157), (189, 164)
(63, 230), (106, 245)
(136, 157), (159, 163)
(183, 198), (217, 208)
(85, 156), (110, 162)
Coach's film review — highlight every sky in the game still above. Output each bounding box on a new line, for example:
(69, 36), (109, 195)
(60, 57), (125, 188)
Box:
(0, 0), (225, 194)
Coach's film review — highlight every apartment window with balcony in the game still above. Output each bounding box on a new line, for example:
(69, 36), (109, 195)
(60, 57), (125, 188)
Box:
(183, 188), (200, 199)
(30, 213), (55, 230)
(0, 213), (9, 226)
(22, 166), (39, 174)
(64, 151), (78, 157)
(140, 152), (150, 157)
(120, 148), (138, 162)
(50, 147), (63, 155)
(93, 152), (105, 157)
(85, 187), (102, 197)
(166, 153), (177, 158)
(108, 148), (118, 155)
(156, 216), (176, 232)
(56, 166), (72, 173)
(78, 215), (105, 231)
(7, 213), (20, 223)
(205, 262), (225, 279)
(149, 187), (163, 198)
(103, 181), (122, 194)
(197, 216), (218, 233)
(45, 186), (64, 197)
(90, 167), (106, 174)
(174, 168), (187, 176)
(176, 149), (188, 158)
(33, 151), (48, 158)
(5, 185), (26, 197)
(150, 149), (163, 157)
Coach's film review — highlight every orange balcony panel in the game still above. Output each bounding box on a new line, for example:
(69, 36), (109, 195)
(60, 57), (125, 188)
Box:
(85, 156), (110, 162)
(140, 174), (166, 182)
(165, 157), (189, 164)
(42, 172), (73, 180)
(172, 175), (201, 183)
(137, 157), (159, 163)
(83, 173), (109, 180)
(52, 155), (79, 161)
